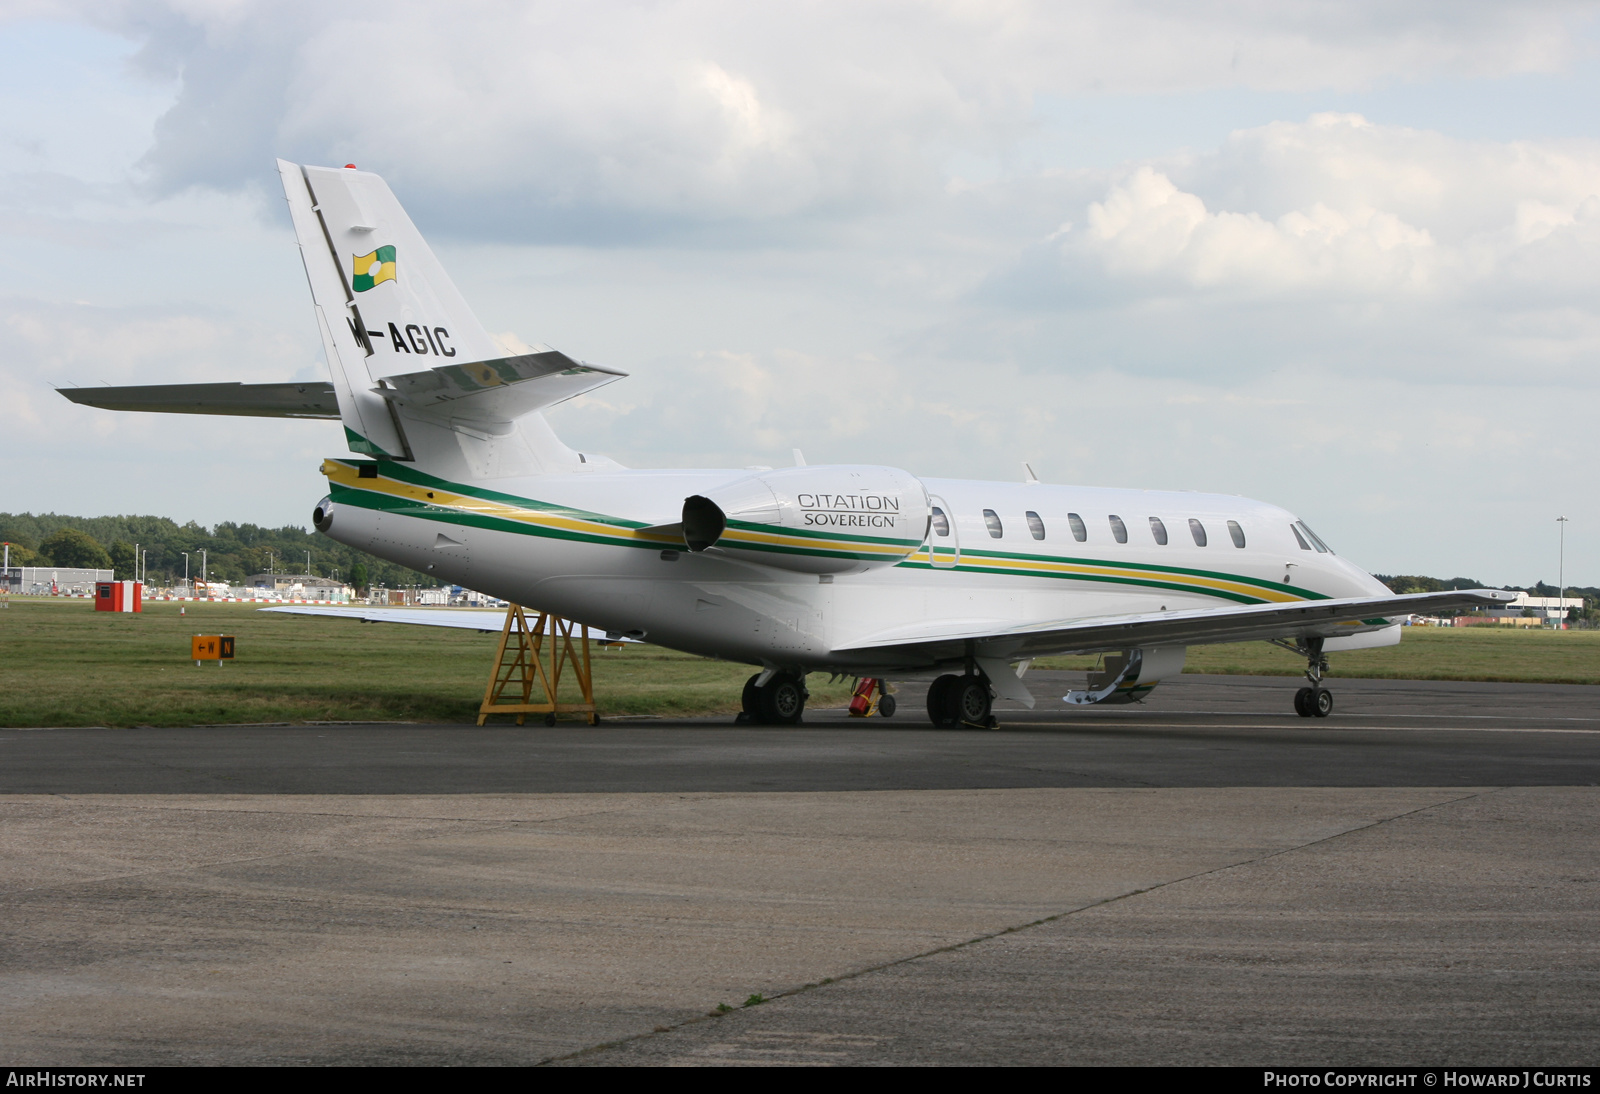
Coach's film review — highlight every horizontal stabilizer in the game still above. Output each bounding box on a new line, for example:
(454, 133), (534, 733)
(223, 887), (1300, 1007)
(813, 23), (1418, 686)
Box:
(59, 382), (339, 419)
(380, 350), (626, 424)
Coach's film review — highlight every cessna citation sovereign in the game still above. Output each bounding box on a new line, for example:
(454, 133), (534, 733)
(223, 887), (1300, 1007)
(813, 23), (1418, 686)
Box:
(61, 162), (1513, 727)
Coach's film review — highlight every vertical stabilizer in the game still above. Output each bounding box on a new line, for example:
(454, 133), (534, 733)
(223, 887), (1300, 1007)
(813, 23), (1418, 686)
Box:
(279, 160), (617, 479)
(278, 159), (412, 458)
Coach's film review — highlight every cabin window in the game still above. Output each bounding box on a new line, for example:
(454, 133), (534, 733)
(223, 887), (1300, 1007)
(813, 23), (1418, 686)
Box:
(983, 509), (1004, 538)
(1149, 517), (1168, 545)
(931, 507), (950, 537)
(1108, 515), (1128, 544)
(1299, 522), (1334, 554)
(1290, 524), (1313, 551)
(1025, 511), (1046, 540)
(1227, 520), (1246, 548)
(1188, 518), (1207, 546)
(1068, 513), (1087, 542)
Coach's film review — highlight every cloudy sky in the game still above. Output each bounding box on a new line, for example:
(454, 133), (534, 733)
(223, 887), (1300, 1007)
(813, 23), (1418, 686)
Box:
(3, 1), (1597, 585)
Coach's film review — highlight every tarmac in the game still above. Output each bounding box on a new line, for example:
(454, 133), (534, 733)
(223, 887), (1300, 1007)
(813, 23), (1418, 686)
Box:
(1, 672), (1596, 1066)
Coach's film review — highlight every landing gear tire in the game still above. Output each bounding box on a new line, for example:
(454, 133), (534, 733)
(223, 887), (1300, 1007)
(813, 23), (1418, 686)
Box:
(927, 674), (961, 727)
(879, 693), (897, 718)
(1312, 688), (1333, 718)
(1294, 686), (1333, 718)
(741, 674), (762, 721)
(752, 673), (807, 725)
(952, 675), (993, 728)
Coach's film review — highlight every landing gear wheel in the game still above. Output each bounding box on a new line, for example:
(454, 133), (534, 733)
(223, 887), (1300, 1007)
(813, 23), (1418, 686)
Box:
(756, 673), (808, 725)
(1294, 687), (1314, 718)
(878, 693), (897, 718)
(952, 675), (993, 728)
(927, 674), (960, 727)
(741, 674), (763, 722)
(544, 713), (557, 727)
(1312, 688), (1333, 718)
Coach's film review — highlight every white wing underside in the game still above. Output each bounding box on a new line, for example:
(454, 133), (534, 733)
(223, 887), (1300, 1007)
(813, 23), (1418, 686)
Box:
(260, 605), (629, 640)
(833, 588), (1517, 664)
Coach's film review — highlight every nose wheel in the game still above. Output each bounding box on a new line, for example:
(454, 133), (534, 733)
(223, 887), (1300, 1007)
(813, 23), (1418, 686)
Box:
(1278, 635), (1333, 718)
(1294, 686), (1333, 718)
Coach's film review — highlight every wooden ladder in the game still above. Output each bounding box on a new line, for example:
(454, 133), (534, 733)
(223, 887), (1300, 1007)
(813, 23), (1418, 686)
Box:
(477, 605), (598, 726)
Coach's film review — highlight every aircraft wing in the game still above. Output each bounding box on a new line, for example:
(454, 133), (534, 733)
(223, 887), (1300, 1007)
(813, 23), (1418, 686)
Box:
(58, 382), (340, 419)
(832, 588), (1518, 667)
(259, 605), (629, 640)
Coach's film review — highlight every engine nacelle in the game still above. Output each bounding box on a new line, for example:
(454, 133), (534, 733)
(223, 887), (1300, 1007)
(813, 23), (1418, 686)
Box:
(682, 465), (930, 575)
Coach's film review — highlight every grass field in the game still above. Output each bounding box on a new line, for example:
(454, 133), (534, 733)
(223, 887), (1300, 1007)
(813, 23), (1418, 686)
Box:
(1, 598), (1595, 727)
(0, 598), (855, 728)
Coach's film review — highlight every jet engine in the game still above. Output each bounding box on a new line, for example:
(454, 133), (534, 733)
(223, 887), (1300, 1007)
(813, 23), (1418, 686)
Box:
(676, 465), (930, 575)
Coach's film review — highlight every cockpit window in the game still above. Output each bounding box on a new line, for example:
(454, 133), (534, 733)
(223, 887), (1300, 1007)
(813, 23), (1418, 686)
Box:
(1149, 517), (1168, 545)
(931, 506), (950, 537)
(1290, 524), (1313, 551)
(1067, 513), (1087, 542)
(1227, 520), (1246, 548)
(1299, 522), (1333, 554)
(983, 509), (1004, 538)
(1109, 515), (1128, 544)
(1025, 511), (1045, 540)
(1188, 518), (1207, 546)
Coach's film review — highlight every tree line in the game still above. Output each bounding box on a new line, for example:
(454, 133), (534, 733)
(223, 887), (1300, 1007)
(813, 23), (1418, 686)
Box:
(0, 512), (440, 593)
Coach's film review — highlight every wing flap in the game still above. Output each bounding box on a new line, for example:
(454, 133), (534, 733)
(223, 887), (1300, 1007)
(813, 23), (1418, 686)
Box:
(58, 381), (340, 419)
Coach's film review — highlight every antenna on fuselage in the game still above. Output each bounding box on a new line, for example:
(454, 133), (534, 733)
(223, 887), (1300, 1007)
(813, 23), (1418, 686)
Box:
(793, 448), (807, 467)
(1023, 462), (1040, 484)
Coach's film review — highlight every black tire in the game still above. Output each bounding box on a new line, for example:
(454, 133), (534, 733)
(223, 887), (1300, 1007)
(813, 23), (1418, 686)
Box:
(878, 693), (897, 718)
(927, 674), (960, 727)
(741, 673), (763, 720)
(1294, 686), (1314, 718)
(544, 713), (557, 727)
(952, 675), (992, 727)
(757, 674), (807, 725)
(1312, 688), (1333, 718)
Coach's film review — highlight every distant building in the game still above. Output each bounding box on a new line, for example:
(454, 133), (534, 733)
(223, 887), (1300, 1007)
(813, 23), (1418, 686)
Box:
(3, 566), (114, 595)
(244, 573), (353, 602)
(1485, 592), (1584, 622)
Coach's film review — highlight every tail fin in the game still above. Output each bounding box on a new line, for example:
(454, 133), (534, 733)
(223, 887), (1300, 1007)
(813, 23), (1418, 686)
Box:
(278, 160), (621, 475)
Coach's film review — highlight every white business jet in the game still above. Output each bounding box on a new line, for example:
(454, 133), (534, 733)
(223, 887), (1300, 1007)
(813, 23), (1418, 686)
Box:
(60, 162), (1513, 726)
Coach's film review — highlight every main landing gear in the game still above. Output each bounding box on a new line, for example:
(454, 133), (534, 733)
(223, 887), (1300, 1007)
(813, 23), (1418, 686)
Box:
(738, 671), (809, 725)
(926, 672), (998, 729)
(1281, 636), (1334, 719)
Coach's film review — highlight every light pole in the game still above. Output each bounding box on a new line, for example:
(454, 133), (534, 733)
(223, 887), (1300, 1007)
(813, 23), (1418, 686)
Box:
(1557, 516), (1569, 628)
(182, 552), (189, 593)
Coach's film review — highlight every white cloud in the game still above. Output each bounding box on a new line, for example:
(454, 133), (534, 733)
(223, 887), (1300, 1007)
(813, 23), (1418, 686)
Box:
(30, 0), (1595, 237)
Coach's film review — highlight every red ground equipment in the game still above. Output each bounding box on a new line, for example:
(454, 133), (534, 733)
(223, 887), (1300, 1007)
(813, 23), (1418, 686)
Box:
(94, 581), (142, 613)
(849, 678), (883, 717)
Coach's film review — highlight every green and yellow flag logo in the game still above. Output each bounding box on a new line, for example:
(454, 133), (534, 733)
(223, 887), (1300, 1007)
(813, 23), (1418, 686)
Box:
(351, 245), (396, 292)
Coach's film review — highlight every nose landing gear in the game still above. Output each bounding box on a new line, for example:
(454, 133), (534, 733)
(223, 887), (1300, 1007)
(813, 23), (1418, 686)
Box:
(1279, 636), (1333, 718)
